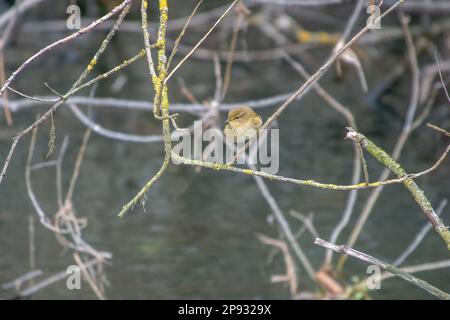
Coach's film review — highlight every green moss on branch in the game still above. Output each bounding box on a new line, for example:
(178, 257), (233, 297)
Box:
(346, 128), (450, 250)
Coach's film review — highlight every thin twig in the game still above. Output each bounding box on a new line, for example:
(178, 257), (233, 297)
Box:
(0, 0), (133, 96)
(228, 0), (404, 164)
(221, 3), (246, 102)
(315, 238), (450, 300)
(0, 4), (133, 186)
(73, 253), (105, 300)
(356, 141), (370, 185)
(427, 123), (450, 137)
(16, 259), (100, 298)
(166, 0), (204, 72)
(165, 0), (239, 83)
(338, 10), (424, 270)
(257, 234), (298, 297)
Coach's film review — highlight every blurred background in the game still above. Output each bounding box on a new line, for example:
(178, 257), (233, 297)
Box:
(0, 0), (449, 299)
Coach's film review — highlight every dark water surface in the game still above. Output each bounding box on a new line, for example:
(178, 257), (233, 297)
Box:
(1, 1), (449, 299)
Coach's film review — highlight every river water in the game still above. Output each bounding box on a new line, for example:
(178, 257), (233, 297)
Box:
(0, 0), (449, 299)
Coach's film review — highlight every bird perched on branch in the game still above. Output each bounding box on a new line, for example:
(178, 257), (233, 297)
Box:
(224, 106), (262, 142)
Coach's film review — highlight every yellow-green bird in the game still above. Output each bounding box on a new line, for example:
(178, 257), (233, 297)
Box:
(224, 106), (262, 141)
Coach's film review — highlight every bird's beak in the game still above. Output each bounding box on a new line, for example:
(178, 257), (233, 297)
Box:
(225, 119), (230, 124)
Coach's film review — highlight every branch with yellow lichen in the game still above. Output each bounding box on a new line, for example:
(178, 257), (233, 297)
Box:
(118, 0), (171, 218)
(167, 123), (450, 252)
(118, 0), (237, 217)
(346, 128), (450, 250)
(116, 2), (450, 254)
(169, 133), (449, 192)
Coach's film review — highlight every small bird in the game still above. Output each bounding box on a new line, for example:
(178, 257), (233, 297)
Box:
(224, 106), (263, 142)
